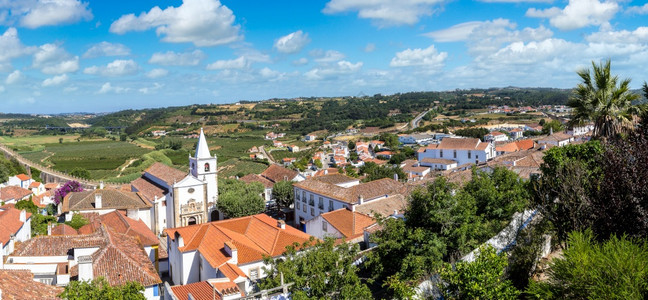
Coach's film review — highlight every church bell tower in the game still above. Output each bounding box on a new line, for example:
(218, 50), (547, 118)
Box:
(189, 128), (219, 220)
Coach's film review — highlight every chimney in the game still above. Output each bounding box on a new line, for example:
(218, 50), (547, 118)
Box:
(99, 181), (104, 189)
(78, 255), (93, 282)
(324, 169), (328, 175)
(47, 222), (52, 235)
(393, 209), (399, 216)
(277, 220), (286, 229)
(224, 241), (238, 264)
(357, 195), (364, 205)
(549, 127), (553, 135)
(19, 209), (26, 222)
(394, 173), (399, 181)
(94, 193), (102, 209)
(127, 209), (139, 221)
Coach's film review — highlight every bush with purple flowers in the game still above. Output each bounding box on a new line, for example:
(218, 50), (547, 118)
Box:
(54, 181), (83, 205)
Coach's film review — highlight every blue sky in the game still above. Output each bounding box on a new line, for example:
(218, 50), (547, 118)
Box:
(0, 0), (647, 113)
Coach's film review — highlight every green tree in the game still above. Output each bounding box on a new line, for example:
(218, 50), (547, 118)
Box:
(348, 140), (356, 150)
(542, 120), (564, 134)
(378, 132), (399, 149)
(70, 167), (91, 179)
(272, 180), (293, 211)
(65, 214), (89, 230)
(462, 167), (529, 223)
(31, 214), (57, 236)
(359, 162), (405, 182)
(439, 245), (519, 300)
(59, 137), (63, 144)
(568, 59), (643, 138)
(59, 277), (145, 300)
(526, 230), (648, 299)
(217, 179), (265, 218)
(260, 238), (373, 300)
(313, 159), (323, 169)
(15, 198), (38, 214)
(120, 133), (127, 141)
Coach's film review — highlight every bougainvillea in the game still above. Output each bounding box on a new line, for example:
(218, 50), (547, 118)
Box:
(54, 181), (83, 205)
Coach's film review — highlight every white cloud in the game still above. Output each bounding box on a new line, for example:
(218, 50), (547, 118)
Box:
(0, 28), (34, 72)
(478, 0), (552, 2)
(146, 68), (169, 78)
(304, 60), (363, 80)
(42, 74), (68, 86)
(312, 50), (345, 63)
(292, 58), (308, 65)
(0, 0), (94, 29)
(390, 45), (447, 68)
(586, 27), (648, 44)
(206, 56), (247, 70)
(259, 67), (284, 81)
(323, 0), (447, 26)
(627, 4), (648, 15)
(83, 42), (130, 58)
(139, 82), (163, 94)
(426, 19), (553, 55)
(274, 30), (310, 54)
(109, 0), (242, 47)
(32, 43), (79, 74)
(84, 59), (138, 76)
(5, 70), (23, 85)
(364, 43), (376, 53)
(148, 50), (206, 66)
(482, 39), (581, 66)
(97, 82), (129, 94)
(526, 0), (619, 30)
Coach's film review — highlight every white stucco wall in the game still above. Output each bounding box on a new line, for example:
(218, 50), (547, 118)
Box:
(304, 215), (343, 240)
(294, 187), (348, 225)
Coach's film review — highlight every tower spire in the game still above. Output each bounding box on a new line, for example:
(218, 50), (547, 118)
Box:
(195, 128), (211, 158)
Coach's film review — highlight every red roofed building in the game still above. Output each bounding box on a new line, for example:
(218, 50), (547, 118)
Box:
(0, 206), (31, 256)
(305, 208), (375, 244)
(484, 131), (509, 142)
(6, 173), (33, 189)
(167, 278), (243, 300)
(165, 214), (313, 295)
(0, 186), (33, 204)
(417, 138), (496, 166)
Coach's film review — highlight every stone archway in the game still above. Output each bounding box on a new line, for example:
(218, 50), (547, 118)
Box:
(188, 216), (197, 226)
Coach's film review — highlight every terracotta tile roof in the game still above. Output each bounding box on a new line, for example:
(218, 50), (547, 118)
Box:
(32, 190), (53, 208)
(355, 194), (407, 217)
(171, 280), (242, 300)
(239, 174), (274, 188)
(13, 227), (107, 256)
(144, 162), (188, 186)
(420, 158), (456, 165)
(44, 183), (60, 190)
(91, 227), (162, 287)
(541, 132), (573, 143)
(0, 207), (31, 245)
(131, 177), (166, 203)
(0, 203), (15, 210)
(322, 208), (375, 240)
(16, 174), (30, 181)
(0, 186), (32, 201)
(437, 138), (484, 150)
(165, 214), (313, 268)
(28, 181), (41, 188)
(0, 270), (63, 299)
(61, 188), (151, 213)
(99, 211), (159, 246)
(496, 142), (519, 153)
(294, 177), (404, 204)
(515, 139), (536, 151)
(312, 174), (358, 185)
(313, 168), (340, 177)
(51, 223), (78, 236)
(510, 128), (523, 132)
(260, 164), (298, 183)
(219, 263), (247, 281)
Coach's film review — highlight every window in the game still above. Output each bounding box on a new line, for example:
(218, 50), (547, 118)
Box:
(440, 150), (443, 157)
(453, 150), (457, 158)
(302, 191), (306, 203)
(295, 191), (300, 201)
(309, 195), (314, 206)
(250, 268), (259, 280)
(468, 151), (471, 159)
(311, 207), (314, 216)
(296, 202), (300, 210)
(318, 197), (324, 209)
(303, 204), (306, 212)
(322, 221), (328, 232)
(204, 163), (210, 172)
(328, 200), (334, 212)
(153, 285), (159, 297)
(188, 188), (195, 194)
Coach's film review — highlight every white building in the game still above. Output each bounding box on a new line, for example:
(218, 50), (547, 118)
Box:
(509, 128), (524, 140)
(5, 174), (33, 189)
(419, 158), (458, 171)
(293, 174), (404, 226)
(538, 132), (574, 147)
(305, 208), (375, 244)
(398, 134), (434, 145)
(484, 131), (509, 142)
(0, 206), (31, 257)
(568, 124), (594, 136)
(60, 188), (154, 228)
(165, 214), (312, 295)
(417, 138), (496, 167)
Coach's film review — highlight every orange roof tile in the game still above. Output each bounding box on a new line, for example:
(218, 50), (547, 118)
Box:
(0, 270), (63, 299)
(260, 164), (298, 183)
(322, 209), (375, 240)
(28, 181), (41, 189)
(496, 142), (519, 153)
(165, 214), (313, 268)
(515, 139), (536, 150)
(144, 162), (187, 186)
(0, 186), (32, 201)
(51, 223), (78, 236)
(99, 211), (159, 246)
(293, 177), (404, 204)
(16, 174), (30, 181)
(131, 177), (166, 202)
(171, 281), (219, 300)
(437, 138), (484, 150)
(0, 207), (31, 245)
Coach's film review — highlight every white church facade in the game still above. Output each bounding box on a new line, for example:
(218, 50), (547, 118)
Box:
(131, 128), (220, 234)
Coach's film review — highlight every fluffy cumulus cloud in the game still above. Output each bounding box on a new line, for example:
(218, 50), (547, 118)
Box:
(627, 4), (648, 15)
(148, 50), (206, 66)
(0, 0), (93, 29)
(304, 60), (363, 80)
(0, 28), (34, 71)
(83, 42), (130, 58)
(586, 27), (648, 44)
(425, 19), (553, 55)
(206, 56), (247, 70)
(146, 68), (169, 78)
(84, 59), (138, 76)
(526, 0), (619, 30)
(109, 0), (241, 47)
(5, 70), (23, 85)
(42, 74), (68, 87)
(97, 82), (129, 94)
(323, 0), (446, 26)
(390, 45), (447, 68)
(32, 43), (79, 74)
(139, 82), (163, 94)
(274, 30), (310, 54)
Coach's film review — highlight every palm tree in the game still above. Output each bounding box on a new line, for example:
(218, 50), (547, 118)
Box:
(568, 59), (643, 138)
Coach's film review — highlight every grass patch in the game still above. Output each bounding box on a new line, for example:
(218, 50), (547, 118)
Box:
(19, 151), (51, 163)
(42, 140), (151, 173)
(218, 159), (268, 178)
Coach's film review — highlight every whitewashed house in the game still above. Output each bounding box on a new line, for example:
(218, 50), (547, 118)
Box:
(484, 131), (509, 142)
(417, 138), (496, 166)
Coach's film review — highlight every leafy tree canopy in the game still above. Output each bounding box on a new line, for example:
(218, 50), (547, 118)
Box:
(217, 179), (265, 218)
(59, 277), (145, 300)
(272, 180), (293, 211)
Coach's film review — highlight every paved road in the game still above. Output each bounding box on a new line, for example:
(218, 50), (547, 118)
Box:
(259, 146), (275, 164)
(411, 108), (434, 129)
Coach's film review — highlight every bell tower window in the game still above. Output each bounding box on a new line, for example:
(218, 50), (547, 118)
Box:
(204, 163), (210, 172)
